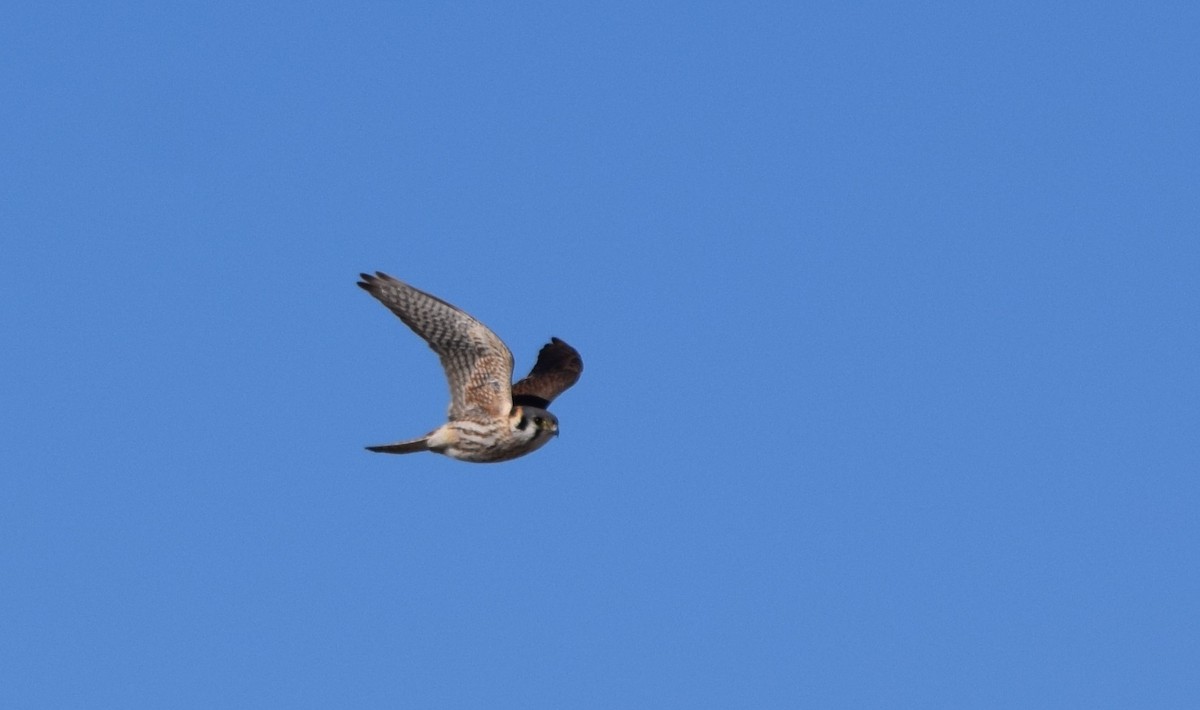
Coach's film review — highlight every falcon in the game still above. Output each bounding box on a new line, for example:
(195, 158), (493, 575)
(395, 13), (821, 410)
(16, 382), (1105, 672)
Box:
(357, 272), (583, 463)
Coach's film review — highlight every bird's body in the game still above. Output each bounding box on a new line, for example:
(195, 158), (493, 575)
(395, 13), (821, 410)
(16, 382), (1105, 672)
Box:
(357, 272), (582, 463)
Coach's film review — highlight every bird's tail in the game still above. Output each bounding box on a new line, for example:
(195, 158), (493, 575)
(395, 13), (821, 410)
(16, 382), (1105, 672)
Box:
(365, 437), (430, 455)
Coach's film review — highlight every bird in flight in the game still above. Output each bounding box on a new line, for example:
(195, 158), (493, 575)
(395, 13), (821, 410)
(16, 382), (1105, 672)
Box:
(357, 272), (583, 463)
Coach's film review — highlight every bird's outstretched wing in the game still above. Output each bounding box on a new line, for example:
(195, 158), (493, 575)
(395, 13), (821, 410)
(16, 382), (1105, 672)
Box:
(511, 338), (583, 409)
(358, 272), (514, 421)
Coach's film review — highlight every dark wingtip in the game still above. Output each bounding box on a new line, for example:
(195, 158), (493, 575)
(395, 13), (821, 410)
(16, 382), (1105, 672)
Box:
(544, 337), (582, 370)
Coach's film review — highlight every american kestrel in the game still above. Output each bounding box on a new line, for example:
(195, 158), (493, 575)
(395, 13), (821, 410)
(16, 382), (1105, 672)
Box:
(357, 272), (583, 463)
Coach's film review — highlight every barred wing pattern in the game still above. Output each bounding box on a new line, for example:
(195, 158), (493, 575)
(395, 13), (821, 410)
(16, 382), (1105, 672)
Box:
(357, 272), (514, 422)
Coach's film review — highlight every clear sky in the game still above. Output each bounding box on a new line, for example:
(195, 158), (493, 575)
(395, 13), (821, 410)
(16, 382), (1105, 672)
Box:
(3, 2), (1197, 707)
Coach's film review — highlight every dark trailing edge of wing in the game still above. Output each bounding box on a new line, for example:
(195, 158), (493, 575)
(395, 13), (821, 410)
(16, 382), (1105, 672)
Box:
(512, 394), (552, 409)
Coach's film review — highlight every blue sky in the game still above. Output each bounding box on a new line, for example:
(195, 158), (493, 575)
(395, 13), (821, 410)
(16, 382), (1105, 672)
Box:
(3, 2), (1198, 707)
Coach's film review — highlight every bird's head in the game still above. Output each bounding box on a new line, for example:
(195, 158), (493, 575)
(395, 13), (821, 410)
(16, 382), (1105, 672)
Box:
(513, 405), (559, 440)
